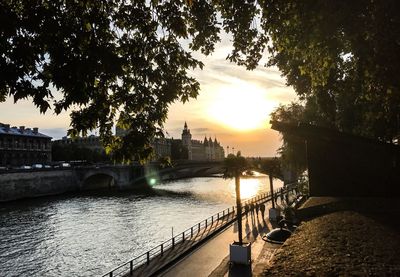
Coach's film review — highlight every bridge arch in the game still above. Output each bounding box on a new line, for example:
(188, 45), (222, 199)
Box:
(81, 171), (118, 191)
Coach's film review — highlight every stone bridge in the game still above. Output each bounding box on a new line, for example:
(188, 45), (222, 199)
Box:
(74, 161), (227, 190)
(0, 160), (284, 201)
(75, 159), (285, 190)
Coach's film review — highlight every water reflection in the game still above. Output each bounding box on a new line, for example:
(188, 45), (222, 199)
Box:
(0, 175), (282, 277)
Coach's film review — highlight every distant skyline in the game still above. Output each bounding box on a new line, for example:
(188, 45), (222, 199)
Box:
(0, 39), (297, 157)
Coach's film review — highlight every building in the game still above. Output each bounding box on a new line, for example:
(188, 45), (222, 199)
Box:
(181, 122), (225, 161)
(0, 123), (52, 166)
(51, 135), (109, 162)
(271, 121), (400, 197)
(152, 138), (172, 160)
(52, 135), (104, 153)
(115, 127), (172, 161)
(116, 122), (224, 161)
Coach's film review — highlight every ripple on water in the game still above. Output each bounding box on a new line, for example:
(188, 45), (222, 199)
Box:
(0, 176), (282, 276)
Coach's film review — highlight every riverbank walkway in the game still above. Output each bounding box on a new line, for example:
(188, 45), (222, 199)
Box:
(102, 183), (300, 277)
(161, 201), (281, 277)
(102, 185), (300, 277)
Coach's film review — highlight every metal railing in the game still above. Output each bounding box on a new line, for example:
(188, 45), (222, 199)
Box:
(102, 183), (300, 277)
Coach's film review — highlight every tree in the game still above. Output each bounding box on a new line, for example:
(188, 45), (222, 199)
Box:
(0, 0), (220, 162)
(256, 1), (400, 142)
(270, 103), (308, 176)
(2, 1), (400, 162)
(255, 157), (281, 208)
(224, 151), (248, 245)
(215, 1), (400, 142)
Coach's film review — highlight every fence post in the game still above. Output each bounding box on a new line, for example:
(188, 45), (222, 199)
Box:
(198, 222), (200, 232)
(217, 213), (219, 221)
(130, 260), (133, 275)
(110, 272), (113, 277)
(161, 244), (163, 256)
(191, 227), (193, 237)
(172, 237), (175, 248)
(146, 252), (150, 265)
(211, 215), (213, 225)
(205, 219), (207, 228)
(227, 208), (230, 214)
(182, 232), (185, 241)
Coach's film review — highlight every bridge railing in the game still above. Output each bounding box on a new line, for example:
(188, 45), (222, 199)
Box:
(102, 183), (301, 277)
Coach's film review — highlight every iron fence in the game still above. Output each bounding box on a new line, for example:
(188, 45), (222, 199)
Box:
(102, 182), (300, 277)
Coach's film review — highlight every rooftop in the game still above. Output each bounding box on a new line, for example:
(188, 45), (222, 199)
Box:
(0, 123), (51, 139)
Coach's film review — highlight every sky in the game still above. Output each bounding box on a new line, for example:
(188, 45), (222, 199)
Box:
(0, 39), (297, 157)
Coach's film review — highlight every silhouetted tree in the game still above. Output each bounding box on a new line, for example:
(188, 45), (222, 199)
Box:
(224, 151), (248, 245)
(2, 1), (400, 161)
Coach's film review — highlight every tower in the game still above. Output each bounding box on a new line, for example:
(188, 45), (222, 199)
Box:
(182, 121), (192, 160)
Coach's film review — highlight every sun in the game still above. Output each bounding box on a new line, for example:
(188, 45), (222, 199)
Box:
(207, 82), (275, 131)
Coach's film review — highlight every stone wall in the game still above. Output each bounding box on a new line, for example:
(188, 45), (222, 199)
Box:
(0, 170), (78, 202)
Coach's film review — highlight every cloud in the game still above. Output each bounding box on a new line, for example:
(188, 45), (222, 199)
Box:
(192, 127), (210, 133)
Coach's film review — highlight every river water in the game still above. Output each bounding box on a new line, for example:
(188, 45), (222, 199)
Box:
(0, 175), (282, 277)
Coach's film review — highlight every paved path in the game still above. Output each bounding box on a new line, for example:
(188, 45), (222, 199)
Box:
(109, 187), (298, 277)
(161, 203), (281, 277)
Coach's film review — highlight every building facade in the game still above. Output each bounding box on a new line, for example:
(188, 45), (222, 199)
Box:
(0, 123), (52, 166)
(181, 122), (225, 161)
(115, 122), (225, 161)
(115, 127), (172, 161)
(52, 135), (104, 153)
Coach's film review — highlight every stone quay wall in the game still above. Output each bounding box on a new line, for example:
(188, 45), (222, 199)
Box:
(0, 170), (78, 202)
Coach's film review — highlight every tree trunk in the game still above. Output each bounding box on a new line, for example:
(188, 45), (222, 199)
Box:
(235, 171), (243, 245)
(269, 174), (275, 209)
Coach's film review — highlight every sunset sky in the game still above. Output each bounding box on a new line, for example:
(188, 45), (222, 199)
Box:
(0, 39), (297, 157)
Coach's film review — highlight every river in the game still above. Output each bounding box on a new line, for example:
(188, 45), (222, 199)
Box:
(0, 175), (282, 277)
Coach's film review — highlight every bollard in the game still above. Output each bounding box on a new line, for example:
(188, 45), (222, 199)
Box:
(211, 216), (213, 225)
(205, 219), (207, 228)
(198, 222), (200, 232)
(146, 252), (150, 265)
(223, 210), (225, 217)
(217, 213), (219, 220)
(172, 237), (175, 248)
(191, 227), (193, 237)
(161, 244), (164, 256)
(130, 260), (133, 275)
(110, 272), (113, 277)
(228, 208), (230, 214)
(182, 232), (185, 241)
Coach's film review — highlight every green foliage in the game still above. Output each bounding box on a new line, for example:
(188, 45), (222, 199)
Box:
(2, 1), (400, 162)
(171, 140), (188, 160)
(259, 1), (400, 141)
(223, 151), (248, 179)
(52, 143), (109, 163)
(270, 103), (308, 174)
(158, 155), (172, 169)
(0, 0), (220, 162)
(258, 156), (282, 178)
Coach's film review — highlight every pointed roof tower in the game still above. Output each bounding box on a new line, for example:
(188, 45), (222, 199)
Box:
(182, 121), (191, 136)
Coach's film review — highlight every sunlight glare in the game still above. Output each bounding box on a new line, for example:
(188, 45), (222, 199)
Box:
(229, 178), (260, 199)
(207, 82), (276, 131)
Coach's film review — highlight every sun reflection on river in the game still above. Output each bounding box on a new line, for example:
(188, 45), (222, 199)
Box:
(228, 178), (263, 200)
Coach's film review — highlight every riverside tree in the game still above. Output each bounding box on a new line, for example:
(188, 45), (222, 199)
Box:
(1, 1), (399, 162)
(224, 152), (248, 245)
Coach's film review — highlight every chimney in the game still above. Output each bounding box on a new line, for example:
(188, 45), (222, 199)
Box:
(33, 127), (38, 134)
(19, 126), (25, 133)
